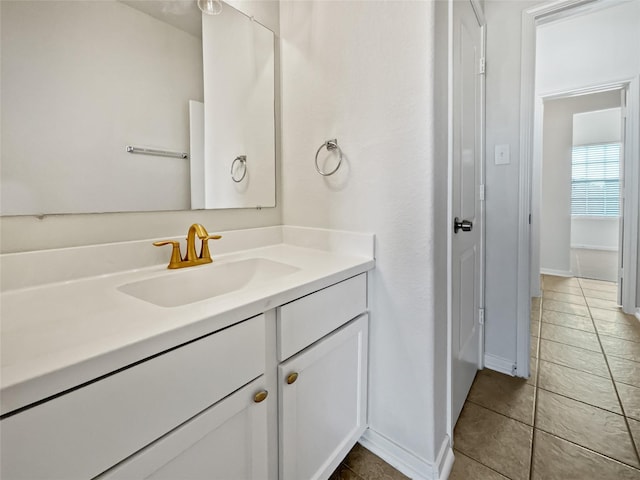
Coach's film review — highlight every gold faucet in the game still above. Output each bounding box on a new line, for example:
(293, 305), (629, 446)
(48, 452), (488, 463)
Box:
(154, 224), (222, 269)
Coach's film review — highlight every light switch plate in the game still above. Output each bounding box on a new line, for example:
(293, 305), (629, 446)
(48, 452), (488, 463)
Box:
(495, 144), (510, 165)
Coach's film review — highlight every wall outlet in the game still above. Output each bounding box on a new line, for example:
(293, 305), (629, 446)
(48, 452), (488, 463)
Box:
(495, 144), (510, 165)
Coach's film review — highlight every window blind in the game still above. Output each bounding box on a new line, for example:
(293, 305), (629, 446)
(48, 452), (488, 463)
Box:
(571, 143), (621, 216)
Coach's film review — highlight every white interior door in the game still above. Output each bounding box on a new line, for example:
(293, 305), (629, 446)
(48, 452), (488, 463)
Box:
(451, 0), (483, 427)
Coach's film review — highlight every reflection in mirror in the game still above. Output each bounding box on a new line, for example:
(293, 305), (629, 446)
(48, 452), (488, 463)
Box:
(201, 6), (275, 209)
(0, 0), (276, 215)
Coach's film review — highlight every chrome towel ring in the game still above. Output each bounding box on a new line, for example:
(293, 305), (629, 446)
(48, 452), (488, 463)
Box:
(315, 139), (343, 176)
(231, 155), (247, 182)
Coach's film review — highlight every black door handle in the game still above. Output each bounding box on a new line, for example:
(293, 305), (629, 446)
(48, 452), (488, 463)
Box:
(454, 217), (473, 234)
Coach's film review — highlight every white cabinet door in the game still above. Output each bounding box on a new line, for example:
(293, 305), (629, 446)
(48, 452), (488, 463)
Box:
(279, 315), (368, 480)
(98, 377), (270, 480)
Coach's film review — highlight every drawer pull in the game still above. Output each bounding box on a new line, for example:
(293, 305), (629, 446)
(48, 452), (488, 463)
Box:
(286, 372), (299, 385)
(254, 391), (268, 403)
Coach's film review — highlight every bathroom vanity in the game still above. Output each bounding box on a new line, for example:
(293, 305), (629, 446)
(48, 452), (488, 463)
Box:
(0, 226), (374, 480)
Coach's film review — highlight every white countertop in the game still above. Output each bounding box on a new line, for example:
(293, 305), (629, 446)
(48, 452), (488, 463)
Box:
(1, 227), (374, 416)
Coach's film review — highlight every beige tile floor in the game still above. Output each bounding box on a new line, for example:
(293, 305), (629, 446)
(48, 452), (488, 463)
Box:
(451, 274), (640, 480)
(334, 274), (640, 479)
(330, 443), (409, 480)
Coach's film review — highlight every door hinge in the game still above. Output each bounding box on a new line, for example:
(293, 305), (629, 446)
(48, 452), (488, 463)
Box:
(479, 184), (485, 201)
(479, 57), (486, 75)
(529, 213), (532, 225)
(478, 308), (485, 325)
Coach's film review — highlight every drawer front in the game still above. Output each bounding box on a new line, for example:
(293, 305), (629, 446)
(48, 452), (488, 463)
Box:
(1, 315), (265, 480)
(277, 274), (366, 361)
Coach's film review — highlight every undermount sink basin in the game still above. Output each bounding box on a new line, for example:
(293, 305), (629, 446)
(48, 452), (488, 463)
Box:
(118, 258), (300, 307)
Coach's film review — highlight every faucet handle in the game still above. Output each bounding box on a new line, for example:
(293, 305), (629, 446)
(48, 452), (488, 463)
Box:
(200, 235), (222, 260)
(153, 240), (183, 269)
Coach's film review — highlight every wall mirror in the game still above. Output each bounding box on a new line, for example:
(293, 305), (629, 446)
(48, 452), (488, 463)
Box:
(0, 0), (276, 215)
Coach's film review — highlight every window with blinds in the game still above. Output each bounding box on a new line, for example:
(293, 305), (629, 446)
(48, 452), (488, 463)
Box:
(571, 143), (621, 216)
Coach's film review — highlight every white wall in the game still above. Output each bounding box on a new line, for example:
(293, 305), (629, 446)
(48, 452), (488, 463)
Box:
(573, 107), (622, 145)
(1, 1), (202, 215)
(536, 1), (640, 95)
(0, 0), (282, 253)
(540, 92), (620, 274)
(484, 0), (540, 366)
(280, 0), (447, 475)
(571, 217), (620, 250)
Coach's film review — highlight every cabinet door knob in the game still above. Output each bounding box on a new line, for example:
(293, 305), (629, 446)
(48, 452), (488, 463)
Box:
(254, 391), (268, 403)
(286, 372), (299, 384)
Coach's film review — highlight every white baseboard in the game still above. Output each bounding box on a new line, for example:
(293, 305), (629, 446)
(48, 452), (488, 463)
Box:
(636, 308), (640, 321)
(571, 244), (618, 252)
(484, 353), (515, 376)
(434, 437), (455, 480)
(359, 429), (454, 480)
(540, 268), (573, 277)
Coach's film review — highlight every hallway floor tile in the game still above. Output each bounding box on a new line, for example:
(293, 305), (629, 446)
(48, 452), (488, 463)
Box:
(452, 274), (640, 479)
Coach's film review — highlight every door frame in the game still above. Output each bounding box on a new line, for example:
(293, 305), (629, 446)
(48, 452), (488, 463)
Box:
(446, 0), (486, 441)
(517, 0), (640, 377)
(535, 83), (627, 281)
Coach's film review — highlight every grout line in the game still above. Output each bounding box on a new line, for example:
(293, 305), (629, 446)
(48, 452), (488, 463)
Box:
(462, 399), (533, 430)
(542, 287), (583, 295)
(535, 355), (611, 380)
(538, 336), (607, 357)
(340, 463), (367, 480)
(599, 333), (640, 346)
(591, 315), (638, 326)
(452, 448), (516, 480)
(464, 398), (534, 429)
(533, 428), (640, 472)
(582, 294), (620, 302)
(592, 315), (640, 327)
(532, 303), (542, 360)
(537, 331), (601, 353)
(535, 384), (624, 417)
(603, 353), (640, 365)
(539, 305), (591, 319)
(539, 318), (596, 334)
(540, 296), (587, 306)
(528, 332), (542, 479)
(577, 278), (640, 466)
(613, 377), (640, 389)
(528, 295), (543, 479)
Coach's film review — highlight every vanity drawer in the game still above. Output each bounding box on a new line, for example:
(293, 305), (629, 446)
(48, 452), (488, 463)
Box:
(277, 274), (367, 361)
(0, 314), (266, 480)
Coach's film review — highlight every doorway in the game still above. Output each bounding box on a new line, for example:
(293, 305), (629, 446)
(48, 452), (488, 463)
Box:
(516, 0), (640, 378)
(539, 91), (624, 286)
